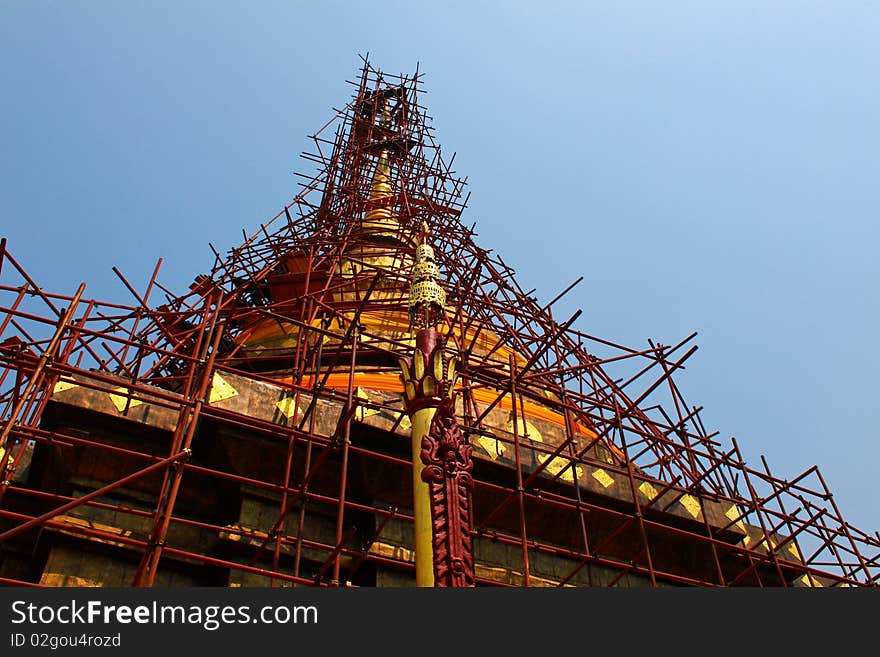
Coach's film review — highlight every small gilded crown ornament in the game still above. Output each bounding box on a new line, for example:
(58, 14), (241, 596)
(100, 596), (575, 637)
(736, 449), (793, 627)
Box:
(408, 222), (446, 329)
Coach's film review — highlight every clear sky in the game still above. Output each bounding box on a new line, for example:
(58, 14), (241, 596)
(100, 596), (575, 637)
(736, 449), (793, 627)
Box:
(2, 2), (878, 534)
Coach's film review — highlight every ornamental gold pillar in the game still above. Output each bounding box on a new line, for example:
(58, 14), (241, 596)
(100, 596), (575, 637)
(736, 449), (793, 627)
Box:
(399, 329), (445, 587)
(399, 226), (474, 587)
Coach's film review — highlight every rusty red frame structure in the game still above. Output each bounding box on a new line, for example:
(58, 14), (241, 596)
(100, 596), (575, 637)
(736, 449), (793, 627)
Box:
(0, 59), (877, 587)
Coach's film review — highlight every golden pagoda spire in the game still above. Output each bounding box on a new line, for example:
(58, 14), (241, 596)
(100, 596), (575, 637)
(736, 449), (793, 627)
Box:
(360, 100), (400, 238)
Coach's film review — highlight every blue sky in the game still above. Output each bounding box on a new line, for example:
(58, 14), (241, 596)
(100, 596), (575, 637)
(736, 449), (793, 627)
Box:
(2, 2), (878, 534)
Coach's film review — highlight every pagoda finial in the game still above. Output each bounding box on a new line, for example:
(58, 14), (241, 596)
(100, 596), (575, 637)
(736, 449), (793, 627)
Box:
(408, 222), (446, 329)
(361, 99), (398, 237)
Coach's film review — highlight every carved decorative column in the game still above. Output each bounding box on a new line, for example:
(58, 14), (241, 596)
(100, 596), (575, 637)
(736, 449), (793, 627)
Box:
(399, 226), (475, 587)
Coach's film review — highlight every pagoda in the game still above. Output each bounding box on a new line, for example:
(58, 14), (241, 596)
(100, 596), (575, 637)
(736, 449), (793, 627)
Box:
(0, 60), (876, 587)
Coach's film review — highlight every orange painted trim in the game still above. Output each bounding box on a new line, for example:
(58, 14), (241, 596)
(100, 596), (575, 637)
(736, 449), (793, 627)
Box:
(238, 310), (528, 366)
(278, 371), (597, 439)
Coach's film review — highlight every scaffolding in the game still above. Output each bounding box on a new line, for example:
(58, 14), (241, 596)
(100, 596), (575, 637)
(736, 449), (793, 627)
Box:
(0, 59), (877, 587)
